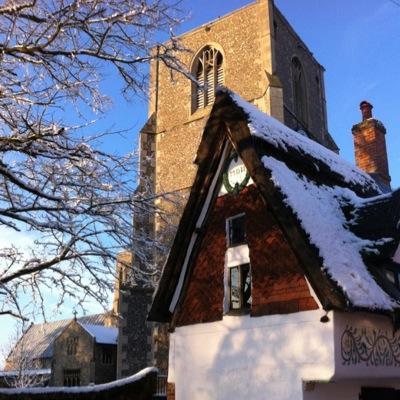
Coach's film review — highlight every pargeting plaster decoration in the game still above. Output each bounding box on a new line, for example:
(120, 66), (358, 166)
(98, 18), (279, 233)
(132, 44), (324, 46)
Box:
(341, 325), (400, 367)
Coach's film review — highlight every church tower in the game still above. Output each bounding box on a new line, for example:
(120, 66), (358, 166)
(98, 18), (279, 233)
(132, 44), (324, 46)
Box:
(139, 0), (337, 245)
(120, 0), (339, 377)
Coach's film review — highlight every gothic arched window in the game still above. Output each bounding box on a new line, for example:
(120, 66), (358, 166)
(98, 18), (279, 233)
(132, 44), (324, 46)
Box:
(192, 46), (224, 112)
(292, 57), (308, 127)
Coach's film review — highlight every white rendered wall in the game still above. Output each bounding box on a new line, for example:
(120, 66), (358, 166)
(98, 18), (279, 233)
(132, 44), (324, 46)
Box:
(169, 310), (335, 400)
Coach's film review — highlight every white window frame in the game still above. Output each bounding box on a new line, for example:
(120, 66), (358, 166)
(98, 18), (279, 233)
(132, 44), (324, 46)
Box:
(227, 263), (252, 312)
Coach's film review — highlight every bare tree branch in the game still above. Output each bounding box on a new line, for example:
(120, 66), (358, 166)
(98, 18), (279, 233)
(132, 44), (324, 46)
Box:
(0, 310), (29, 321)
(0, 0), (186, 322)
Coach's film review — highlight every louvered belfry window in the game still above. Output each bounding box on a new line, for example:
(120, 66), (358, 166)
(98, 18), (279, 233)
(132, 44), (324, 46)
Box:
(194, 46), (224, 111)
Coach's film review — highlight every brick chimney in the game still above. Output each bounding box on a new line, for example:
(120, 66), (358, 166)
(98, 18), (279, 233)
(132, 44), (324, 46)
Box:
(352, 101), (391, 191)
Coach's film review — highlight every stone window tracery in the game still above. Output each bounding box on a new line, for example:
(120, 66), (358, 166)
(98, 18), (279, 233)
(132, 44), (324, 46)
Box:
(193, 46), (224, 112)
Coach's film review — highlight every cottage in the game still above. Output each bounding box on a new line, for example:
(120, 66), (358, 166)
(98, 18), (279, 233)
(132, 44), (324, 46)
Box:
(3, 314), (117, 387)
(127, 0), (340, 375)
(149, 90), (400, 400)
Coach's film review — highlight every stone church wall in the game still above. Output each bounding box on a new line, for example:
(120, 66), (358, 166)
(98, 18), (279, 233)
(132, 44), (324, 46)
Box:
(52, 322), (94, 386)
(118, 287), (154, 378)
(150, 0), (273, 195)
(273, 6), (330, 147)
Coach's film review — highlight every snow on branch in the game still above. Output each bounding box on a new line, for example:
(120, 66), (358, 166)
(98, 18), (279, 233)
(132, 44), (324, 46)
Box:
(0, 0), (187, 322)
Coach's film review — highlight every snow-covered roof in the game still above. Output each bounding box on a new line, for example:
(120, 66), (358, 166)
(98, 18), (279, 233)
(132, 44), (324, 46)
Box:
(229, 92), (397, 311)
(229, 90), (380, 194)
(149, 90), (400, 322)
(78, 323), (118, 345)
(261, 155), (395, 310)
(7, 314), (112, 362)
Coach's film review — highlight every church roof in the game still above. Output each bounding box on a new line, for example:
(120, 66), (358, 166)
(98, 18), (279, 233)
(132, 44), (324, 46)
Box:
(7, 314), (110, 363)
(149, 89), (400, 324)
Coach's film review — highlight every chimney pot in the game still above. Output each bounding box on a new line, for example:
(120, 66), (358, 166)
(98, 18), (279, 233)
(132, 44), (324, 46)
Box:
(360, 100), (373, 121)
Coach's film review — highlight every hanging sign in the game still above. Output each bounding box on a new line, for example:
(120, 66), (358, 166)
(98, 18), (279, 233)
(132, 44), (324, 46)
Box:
(222, 152), (250, 194)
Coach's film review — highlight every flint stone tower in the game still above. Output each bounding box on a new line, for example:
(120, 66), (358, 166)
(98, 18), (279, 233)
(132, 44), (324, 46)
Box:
(118, 0), (339, 377)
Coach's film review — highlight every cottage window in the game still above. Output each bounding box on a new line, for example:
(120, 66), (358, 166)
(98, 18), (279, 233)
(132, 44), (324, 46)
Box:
(229, 264), (251, 311)
(292, 57), (308, 127)
(66, 337), (78, 355)
(192, 46), (224, 112)
(227, 214), (246, 247)
(63, 369), (81, 386)
(102, 347), (113, 364)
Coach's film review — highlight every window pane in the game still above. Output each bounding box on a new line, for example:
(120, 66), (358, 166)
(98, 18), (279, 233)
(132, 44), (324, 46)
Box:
(241, 264), (251, 308)
(229, 264), (251, 311)
(228, 215), (246, 247)
(230, 267), (240, 310)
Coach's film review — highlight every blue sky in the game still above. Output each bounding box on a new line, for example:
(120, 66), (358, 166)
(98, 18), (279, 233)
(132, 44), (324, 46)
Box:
(98, 0), (400, 186)
(273, 0), (400, 188)
(177, 0), (400, 188)
(1, 0), (400, 361)
(88, 0), (400, 188)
